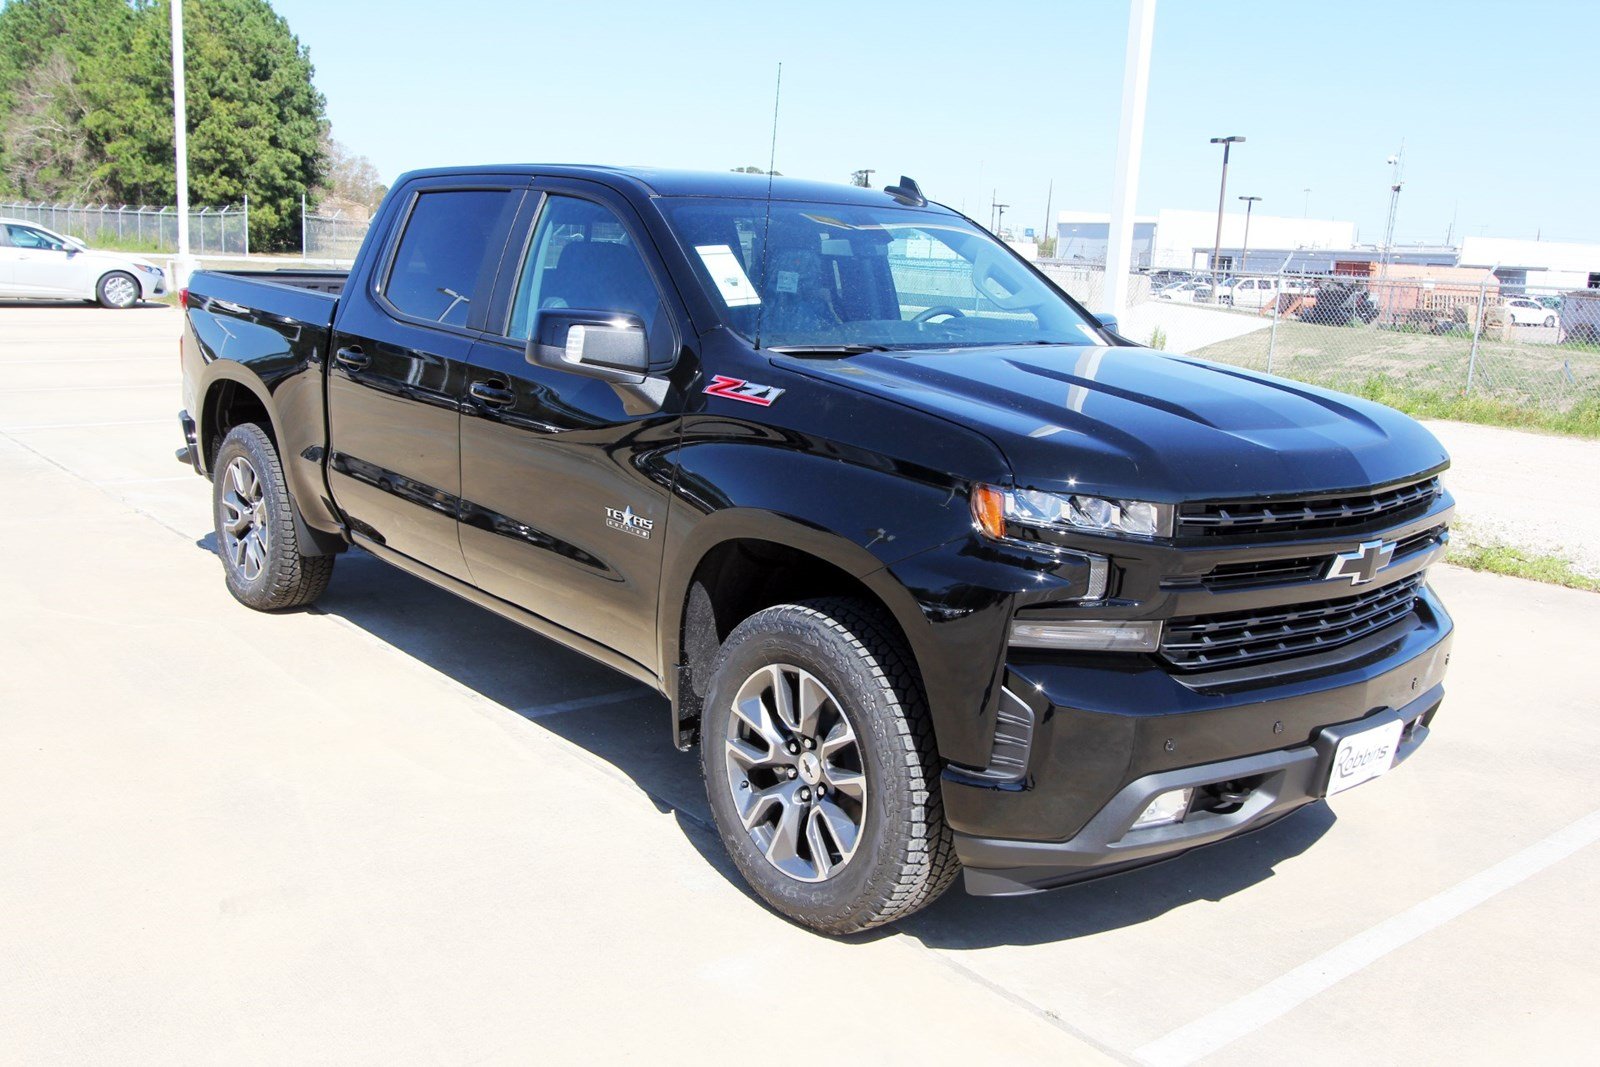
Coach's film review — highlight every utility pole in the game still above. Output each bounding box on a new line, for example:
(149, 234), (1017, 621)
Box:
(1105, 0), (1156, 316)
(850, 169), (874, 188)
(1238, 195), (1261, 275)
(170, 0), (194, 285)
(990, 190), (1008, 235)
(1379, 145), (1405, 320)
(1041, 177), (1054, 256)
(1208, 136), (1244, 301)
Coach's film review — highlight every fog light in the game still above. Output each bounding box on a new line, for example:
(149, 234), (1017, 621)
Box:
(1132, 788), (1193, 829)
(1009, 619), (1162, 652)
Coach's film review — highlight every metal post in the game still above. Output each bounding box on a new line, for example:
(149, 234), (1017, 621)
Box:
(1238, 195), (1260, 277)
(1267, 261), (1284, 374)
(301, 192), (308, 261)
(242, 195), (250, 257)
(1105, 0), (1156, 319)
(1209, 136), (1244, 301)
(1466, 272), (1489, 394)
(171, 0), (195, 283)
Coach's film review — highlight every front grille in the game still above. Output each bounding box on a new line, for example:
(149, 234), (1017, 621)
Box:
(1198, 523), (1448, 591)
(1178, 476), (1440, 539)
(1161, 574), (1425, 671)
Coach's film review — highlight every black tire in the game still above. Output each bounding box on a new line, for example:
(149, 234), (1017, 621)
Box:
(95, 270), (140, 309)
(700, 598), (958, 934)
(211, 423), (334, 611)
(1544, 315), (1557, 328)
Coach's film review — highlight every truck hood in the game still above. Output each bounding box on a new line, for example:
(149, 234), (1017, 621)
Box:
(776, 344), (1448, 500)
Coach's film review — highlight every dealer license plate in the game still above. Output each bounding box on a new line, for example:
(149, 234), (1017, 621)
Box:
(1326, 718), (1405, 796)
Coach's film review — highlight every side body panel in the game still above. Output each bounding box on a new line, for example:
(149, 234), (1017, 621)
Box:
(181, 271), (344, 537)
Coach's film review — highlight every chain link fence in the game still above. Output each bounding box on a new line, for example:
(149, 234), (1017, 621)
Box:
(302, 209), (370, 262)
(1037, 261), (1600, 415)
(0, 200), (249, 255)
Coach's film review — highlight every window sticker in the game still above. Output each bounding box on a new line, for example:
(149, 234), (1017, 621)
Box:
(775, 270), (800, 294)
(695, 244), (761, 307)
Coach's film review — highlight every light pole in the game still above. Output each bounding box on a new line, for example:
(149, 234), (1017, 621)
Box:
(1208, 136), (1244, 301)
(1238, 195), (1261, 276)
(1302, 187), (1311, 217)
(170, 0), (194, 285)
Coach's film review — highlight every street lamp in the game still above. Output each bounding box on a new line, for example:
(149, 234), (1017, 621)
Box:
(1208, 136), (1244, 301)
(1238, 195), (1261, 276)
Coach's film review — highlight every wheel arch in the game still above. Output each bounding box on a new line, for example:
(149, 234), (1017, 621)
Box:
(661, 509), (940, 753)
(197, 364), (344, 557)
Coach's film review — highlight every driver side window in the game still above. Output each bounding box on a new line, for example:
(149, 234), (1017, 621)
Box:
(7, 225), (64, 251)
(508, 196), (663, 341)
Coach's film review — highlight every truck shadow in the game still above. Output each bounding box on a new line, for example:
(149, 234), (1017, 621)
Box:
(897, 804), (1335, 950)
(256, 544), (1338, 948)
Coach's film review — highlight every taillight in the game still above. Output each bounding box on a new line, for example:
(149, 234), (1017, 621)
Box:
(178, 287), (189, 309)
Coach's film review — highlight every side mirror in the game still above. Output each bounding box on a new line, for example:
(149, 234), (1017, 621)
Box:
(527, 308), (650, 383)
(1094, 312), (1120, 334)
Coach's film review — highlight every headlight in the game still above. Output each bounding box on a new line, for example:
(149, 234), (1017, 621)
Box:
(972, 484), (1173, 540)
(135, 263), (163, 275)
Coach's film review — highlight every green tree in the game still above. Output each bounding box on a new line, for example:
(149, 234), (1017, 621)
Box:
(0, 0), (136, 198)
(91, 0), (327, 250)
(0, 0), (328, 251)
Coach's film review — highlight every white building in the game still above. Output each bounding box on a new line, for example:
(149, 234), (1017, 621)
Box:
(1458, 236), (1600, 293)
(1055, 208), (1356, 271)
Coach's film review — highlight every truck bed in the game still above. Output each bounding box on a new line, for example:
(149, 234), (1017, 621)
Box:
(186, 268), (346, 331)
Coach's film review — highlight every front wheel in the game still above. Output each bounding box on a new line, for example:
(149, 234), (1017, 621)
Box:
(211, 423), (334, 611)
(1544, 315), (1557, 328)
(700, 598), (958, 934)
(96, 271), (140, 309)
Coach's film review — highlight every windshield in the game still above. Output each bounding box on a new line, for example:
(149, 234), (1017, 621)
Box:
(661, 198), (1105, 351)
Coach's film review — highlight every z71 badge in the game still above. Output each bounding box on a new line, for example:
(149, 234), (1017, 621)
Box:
(605, 506), (654, 539)
(704, 375), (784, 407)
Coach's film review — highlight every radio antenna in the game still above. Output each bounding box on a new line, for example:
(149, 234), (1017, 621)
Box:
(754, 61), (782, 350)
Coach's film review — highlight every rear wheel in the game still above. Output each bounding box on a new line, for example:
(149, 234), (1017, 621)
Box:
(700, 598), (958, 934)
(1544, 315), (1557, 328)
(96, 271), (139, 309)
(211, 423), (334, 611)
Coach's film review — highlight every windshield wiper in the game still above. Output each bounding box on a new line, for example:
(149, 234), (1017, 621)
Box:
(764, 343), (892, 357)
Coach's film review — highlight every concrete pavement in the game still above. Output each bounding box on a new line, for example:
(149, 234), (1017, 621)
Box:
(2, 303), (1597, 1064)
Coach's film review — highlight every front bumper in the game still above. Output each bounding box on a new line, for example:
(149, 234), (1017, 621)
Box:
(956, 688), (1439, 895)
(948, 584), (1453, 896)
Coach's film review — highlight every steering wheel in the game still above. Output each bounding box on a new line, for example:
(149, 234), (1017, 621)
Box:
(913, 305), (966, 323)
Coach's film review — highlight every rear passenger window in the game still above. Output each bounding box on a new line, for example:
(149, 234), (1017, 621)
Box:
(384, 190), (516, 326)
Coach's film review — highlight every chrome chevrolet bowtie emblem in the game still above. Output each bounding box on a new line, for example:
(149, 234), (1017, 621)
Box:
(1326, 539), (1396, 585)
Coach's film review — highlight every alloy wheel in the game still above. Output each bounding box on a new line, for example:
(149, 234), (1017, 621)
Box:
(722, 663), (867, 882)
(103, 274), (138, 308)
(219, 456), (269, 582)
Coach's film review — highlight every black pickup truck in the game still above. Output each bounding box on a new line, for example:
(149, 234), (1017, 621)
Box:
(177, 166), (1454, 933)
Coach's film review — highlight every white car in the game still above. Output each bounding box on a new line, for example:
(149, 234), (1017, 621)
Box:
(1503, 296), (1558, 328)
(1155, 280), (1209, 302)
(0, 218), (168, 308)
(1219, 276), (1310, 309)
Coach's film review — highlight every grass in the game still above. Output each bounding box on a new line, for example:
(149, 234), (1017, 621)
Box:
(1190, 319), (1600, 439)
(1446, 537), (1600, 593)
(1344, 377), (1600, 437)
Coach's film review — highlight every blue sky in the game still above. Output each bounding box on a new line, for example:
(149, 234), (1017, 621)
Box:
(271, 0), (1598, 244)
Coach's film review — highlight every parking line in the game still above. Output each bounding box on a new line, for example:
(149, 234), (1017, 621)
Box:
(1134, 807), (1600, 1067)
(515, 689), (644, 719)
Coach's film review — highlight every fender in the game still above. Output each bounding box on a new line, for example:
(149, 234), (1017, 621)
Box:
(656, 418), (1020, 769)
(185, 289), (346, 545)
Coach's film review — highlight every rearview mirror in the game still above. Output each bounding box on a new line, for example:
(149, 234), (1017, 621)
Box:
(527, 308), (649, 383)
(1094, 312), (1120, 334)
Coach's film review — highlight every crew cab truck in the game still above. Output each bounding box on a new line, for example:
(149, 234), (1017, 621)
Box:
(177, 166), (1455, 934)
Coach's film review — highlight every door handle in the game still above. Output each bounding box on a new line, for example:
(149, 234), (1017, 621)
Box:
(469, 380), (515, 407)
(334, 346), (369, 371)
